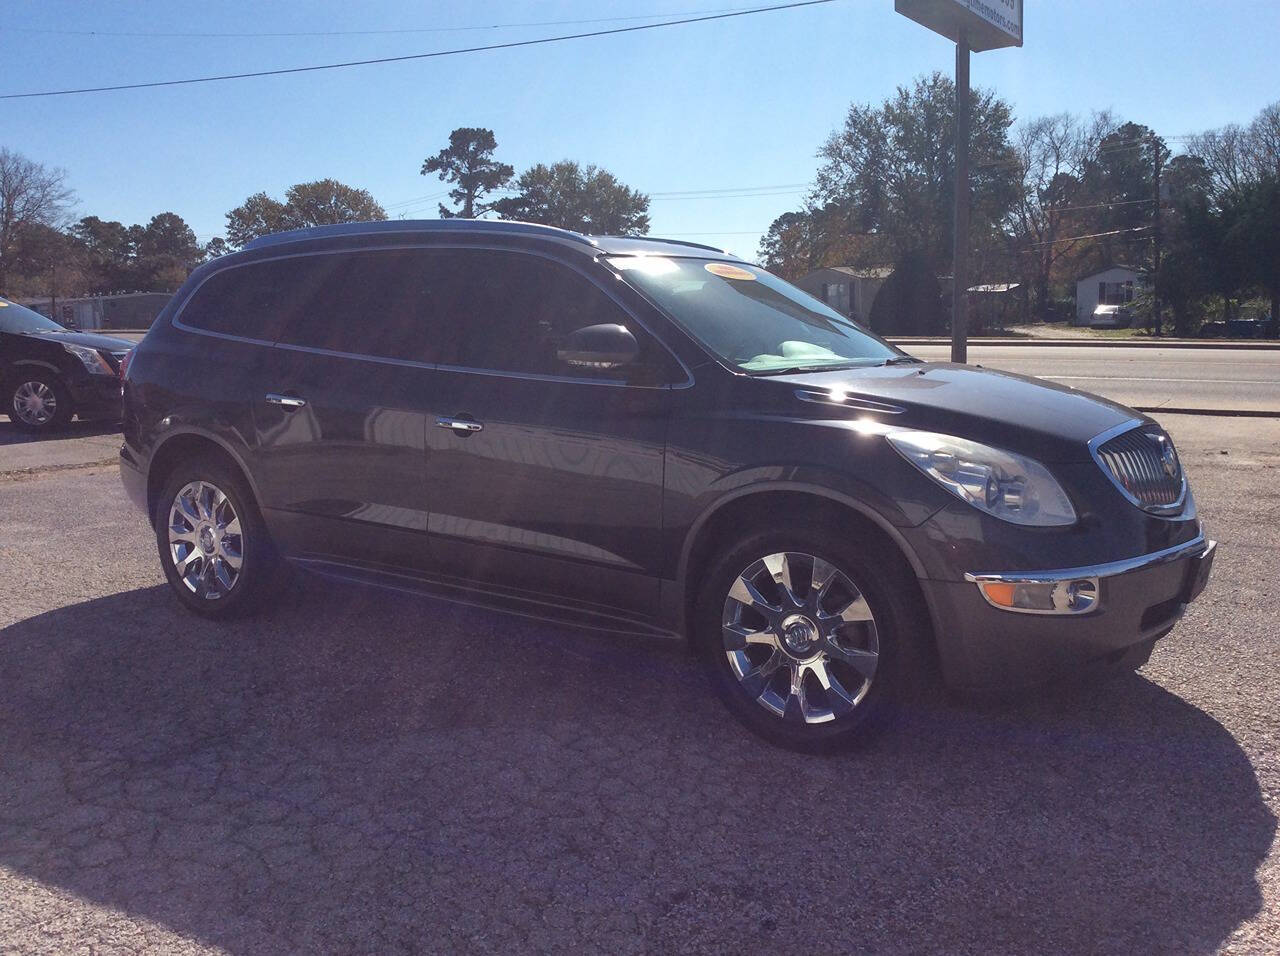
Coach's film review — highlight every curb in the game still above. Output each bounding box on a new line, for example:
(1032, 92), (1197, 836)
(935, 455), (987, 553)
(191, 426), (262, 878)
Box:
(890, 337), (1280, 350)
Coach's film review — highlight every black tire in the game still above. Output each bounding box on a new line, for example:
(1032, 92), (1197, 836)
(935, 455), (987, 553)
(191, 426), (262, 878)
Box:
(154, 454), (280, 618)
(7, 373), (74, 433)
(693, 522), (919, 754)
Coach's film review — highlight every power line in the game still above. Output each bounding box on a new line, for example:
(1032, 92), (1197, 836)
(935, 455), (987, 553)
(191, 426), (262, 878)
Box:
(0, 0), (841, 100)
(1, 5), (757, 39)
(1024, 225), (1152, 248)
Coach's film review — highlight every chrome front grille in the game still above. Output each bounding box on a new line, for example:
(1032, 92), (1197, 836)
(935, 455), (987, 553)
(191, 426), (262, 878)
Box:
(1093, 424), (1185, 513)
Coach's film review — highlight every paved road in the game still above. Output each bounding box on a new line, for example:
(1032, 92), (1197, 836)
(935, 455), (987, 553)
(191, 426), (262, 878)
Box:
(0, 415), (1276, 953)
(904, 345), (1280, 413)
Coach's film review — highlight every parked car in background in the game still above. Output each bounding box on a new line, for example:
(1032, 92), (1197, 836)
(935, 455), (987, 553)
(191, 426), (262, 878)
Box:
(1089, 304), (1133, 329)
(1, 297), (132, 433)
(120, 220), (1215, 752)
(1200, 317), (1267, 338)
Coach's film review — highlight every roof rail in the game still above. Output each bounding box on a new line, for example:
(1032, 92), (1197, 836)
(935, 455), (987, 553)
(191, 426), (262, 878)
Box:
(596, 235), (727, 254)
(242, 218), (601, 251)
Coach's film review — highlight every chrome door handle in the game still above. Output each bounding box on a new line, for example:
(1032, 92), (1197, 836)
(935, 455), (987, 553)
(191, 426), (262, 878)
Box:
(266, 393), (307, 408)
(436, 416), (483, 434)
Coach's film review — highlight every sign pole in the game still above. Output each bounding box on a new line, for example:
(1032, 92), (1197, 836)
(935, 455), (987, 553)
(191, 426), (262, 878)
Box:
(951, 28), (970, 364)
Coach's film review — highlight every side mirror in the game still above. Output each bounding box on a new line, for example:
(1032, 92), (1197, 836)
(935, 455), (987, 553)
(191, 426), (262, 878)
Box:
(557, 323), (639, 370)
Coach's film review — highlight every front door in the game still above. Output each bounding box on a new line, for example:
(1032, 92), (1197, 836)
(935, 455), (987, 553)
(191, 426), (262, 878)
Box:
(421, 248), (679, 617)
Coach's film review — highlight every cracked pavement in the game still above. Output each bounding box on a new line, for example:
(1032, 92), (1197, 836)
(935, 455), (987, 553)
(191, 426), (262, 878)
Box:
(0, 415), (1277, 953)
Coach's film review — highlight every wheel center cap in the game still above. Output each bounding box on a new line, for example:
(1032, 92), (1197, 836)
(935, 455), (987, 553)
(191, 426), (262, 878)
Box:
(781, 615), (818, 655)
(199, 526), (216, 554)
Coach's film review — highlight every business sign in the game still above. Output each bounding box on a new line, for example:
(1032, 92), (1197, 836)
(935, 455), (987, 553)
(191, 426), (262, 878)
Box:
(895, 0), (1023, 51)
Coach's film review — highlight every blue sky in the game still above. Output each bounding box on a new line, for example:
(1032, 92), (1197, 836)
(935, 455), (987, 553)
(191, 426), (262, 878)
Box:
(4, 0), (1277, 259)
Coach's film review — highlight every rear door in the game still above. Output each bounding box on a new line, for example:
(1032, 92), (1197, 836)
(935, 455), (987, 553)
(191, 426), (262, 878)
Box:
(250, 248), (444, 571)
(421, 247), (681, 618)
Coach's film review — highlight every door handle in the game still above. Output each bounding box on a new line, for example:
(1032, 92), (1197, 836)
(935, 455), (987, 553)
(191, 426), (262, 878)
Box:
(266, 393), (307, 409)
(436, 416), (483, 434)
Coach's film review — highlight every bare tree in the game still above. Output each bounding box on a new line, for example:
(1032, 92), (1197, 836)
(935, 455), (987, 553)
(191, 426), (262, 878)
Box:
(0, 149), (75, 292)
(1186, 124), (1253, 197)
(1008, 111), (1117, 318)
(1244, 102), (1280, 180)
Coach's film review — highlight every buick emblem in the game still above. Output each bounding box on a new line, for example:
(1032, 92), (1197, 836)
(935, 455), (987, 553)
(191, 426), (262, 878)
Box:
(1156, 436), (1179, 478)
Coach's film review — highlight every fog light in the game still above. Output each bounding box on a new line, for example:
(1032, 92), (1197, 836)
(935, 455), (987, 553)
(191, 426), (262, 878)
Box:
(971, 576), (1099, 615)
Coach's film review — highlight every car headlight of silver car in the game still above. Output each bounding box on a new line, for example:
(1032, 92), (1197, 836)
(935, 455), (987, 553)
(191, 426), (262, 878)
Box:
(887, 429), (1076, 527)
(63, 343), (114, 376)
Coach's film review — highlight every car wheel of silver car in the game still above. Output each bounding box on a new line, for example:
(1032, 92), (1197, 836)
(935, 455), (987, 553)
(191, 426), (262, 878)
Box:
(155, 455), (279, 618)
(8, 374), (73, 433)
(695, 523), (910, 752)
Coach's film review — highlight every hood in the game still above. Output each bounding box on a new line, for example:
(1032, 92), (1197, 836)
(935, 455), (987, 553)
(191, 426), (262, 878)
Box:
(22, 329), (135, 351)
(770, 362), (1141, 462)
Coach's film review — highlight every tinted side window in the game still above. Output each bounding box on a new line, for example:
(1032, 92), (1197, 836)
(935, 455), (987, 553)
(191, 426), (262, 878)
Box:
(178, 256), (338, 342)
(433, 250), (664, 381)
(274, 249), (437, 363)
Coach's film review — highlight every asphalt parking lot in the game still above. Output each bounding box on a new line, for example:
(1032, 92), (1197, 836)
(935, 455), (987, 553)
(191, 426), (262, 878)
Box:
(1, 415), (1278, 953)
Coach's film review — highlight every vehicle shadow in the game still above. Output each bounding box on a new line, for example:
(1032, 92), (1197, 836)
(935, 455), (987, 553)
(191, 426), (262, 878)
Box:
(0, 582), (1272, 953)
(0, 418), (120, 445)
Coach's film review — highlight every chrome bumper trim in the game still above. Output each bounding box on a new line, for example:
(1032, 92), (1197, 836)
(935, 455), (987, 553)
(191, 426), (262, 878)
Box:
(964, 535), (1213, 616)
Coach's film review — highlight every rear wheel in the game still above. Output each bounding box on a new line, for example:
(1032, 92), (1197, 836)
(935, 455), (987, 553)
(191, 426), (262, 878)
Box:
(8, 374), (74, 432)
(155, 456), (279, 618)
(694, 523), (913, 753)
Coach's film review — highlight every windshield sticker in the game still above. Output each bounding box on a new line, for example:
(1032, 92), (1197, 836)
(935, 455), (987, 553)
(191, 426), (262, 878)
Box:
(705, 262), (756, 281)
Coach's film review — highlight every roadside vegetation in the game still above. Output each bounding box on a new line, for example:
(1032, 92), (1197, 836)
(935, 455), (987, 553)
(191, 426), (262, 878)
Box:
(0, 89), (1275, 338)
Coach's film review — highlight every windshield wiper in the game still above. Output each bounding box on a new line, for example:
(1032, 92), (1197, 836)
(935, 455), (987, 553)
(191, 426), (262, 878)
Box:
(748, 361), (874, 376)
(879, 356), (921, 366)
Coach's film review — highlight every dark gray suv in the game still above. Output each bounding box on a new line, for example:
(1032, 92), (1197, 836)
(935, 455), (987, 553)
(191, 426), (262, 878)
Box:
(119, 220), (1215, 751)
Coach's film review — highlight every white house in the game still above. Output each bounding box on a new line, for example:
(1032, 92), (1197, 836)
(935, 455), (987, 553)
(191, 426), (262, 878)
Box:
(1075, 266), (1143, 326)
(794, 266), (893, 322)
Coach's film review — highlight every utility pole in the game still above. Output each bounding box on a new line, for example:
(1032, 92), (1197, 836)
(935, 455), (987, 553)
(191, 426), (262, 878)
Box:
(952, 29), (970, 363)
(1152, 132), (1163, 337)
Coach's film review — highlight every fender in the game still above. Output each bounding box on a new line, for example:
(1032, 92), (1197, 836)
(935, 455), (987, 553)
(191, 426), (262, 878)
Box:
(146, 422), (266, 515)
(662, 477), (947, 644)
(3, 358), (63, 382)
(675, 477), (933, 588)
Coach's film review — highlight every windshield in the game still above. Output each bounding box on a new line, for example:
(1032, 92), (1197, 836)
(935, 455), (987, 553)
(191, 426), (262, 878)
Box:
(0, 298), (64, 335)
(608, 257), (899, 374)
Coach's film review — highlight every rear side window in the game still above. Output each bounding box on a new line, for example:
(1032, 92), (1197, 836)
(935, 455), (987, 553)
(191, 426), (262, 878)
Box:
(274, 249), (438, 363)
(178, 256), (339, 342)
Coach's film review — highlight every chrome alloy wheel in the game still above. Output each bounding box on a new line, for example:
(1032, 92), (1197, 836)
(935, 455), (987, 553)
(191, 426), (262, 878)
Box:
(168, 480), (243, 600)
(12, 381), (56, 426)
(722, 552), (879, 724)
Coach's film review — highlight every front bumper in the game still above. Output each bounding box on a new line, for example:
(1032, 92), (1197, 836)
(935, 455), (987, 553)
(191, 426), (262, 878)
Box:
(68, 377), (123, 421)
(923, 535), (1216, 692)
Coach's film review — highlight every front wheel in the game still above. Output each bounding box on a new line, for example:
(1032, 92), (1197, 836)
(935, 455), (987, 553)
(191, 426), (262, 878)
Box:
(694, 525), (914, 753)
(155, 456), (279, 618)
(8, 374), (74, 432)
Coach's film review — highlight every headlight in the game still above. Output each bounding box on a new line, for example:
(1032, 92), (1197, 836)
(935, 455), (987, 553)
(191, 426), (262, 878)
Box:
(63, 343), (114, 376)
(887, 429), (1076, 527)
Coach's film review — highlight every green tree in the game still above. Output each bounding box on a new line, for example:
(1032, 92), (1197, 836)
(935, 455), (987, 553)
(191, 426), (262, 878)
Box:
(758, 211), (818, 279)
(1230, 176), (1280, 336)
(421, 127), (514, 219)
(225, 180), (385, 248)
(280, 179), (385, 229)
(492, 161), (649, 235)
(132, 212), (203, 291)
(812, 72), (1019, 274)
(202, 237), (230, 261)
(69, 216), (134, 290)
(225, 192), (288, 248)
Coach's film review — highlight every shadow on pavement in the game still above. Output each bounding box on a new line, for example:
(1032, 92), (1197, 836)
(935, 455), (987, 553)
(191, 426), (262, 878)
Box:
(0, 419), (121, 446)
(0, 581), (1273, 953)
